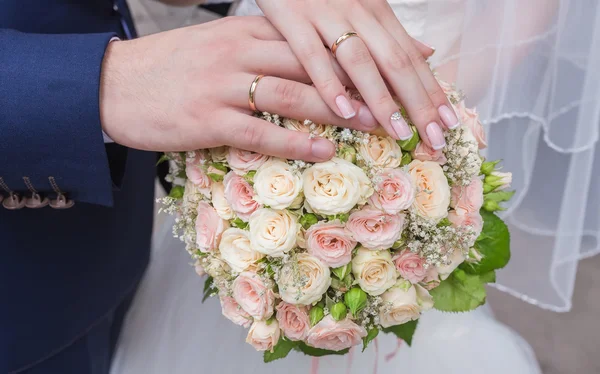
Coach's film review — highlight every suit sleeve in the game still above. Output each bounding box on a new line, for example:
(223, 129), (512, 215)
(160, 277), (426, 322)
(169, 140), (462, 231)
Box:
(0, 29), (118, 206)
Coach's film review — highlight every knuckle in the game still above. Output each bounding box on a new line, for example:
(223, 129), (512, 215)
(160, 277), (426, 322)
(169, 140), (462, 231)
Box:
(385, 47), (412, 72)
(275, 81), (305, 112)
(413, 101), (438, 123)
(373, 91), (395, 108)
(346, 43), (374, 66)
(241, 123), (264, 150)
(284, 132), (305, 158)
(314, 75), (337, 94)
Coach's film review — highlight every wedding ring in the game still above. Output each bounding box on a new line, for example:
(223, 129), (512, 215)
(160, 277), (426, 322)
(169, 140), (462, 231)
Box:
(331, 31), (360, 58)
(248, 74), (265, 112)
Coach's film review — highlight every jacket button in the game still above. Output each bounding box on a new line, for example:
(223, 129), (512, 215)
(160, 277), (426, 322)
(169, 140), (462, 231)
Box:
(25, 193), (49, 209)
(3, 193), (26, 210)
(49, 193), (75, 209)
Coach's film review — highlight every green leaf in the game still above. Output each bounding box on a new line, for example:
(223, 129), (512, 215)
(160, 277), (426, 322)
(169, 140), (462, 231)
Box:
(309, 306), (324, 327)
(156, 154), (170, 166)
(208, 173), (224, 182)
(231, 218), (249, 229)
(382, 320), (418, 346)
(295, 342), (349, 357)
(211, 163), (228, 173)
(429, 269), (489, 312)
(461, 210), (511, 275)
(332, 263), (352, 280)
(202, 276), (217, 302)
(264, 338), (296, 363)
(362, 328), (379, 352)
(168, 185), (185, 199)
(299, 213), (319, 229)
(484, 190), (515, 203)
(480, 270), (496, 284)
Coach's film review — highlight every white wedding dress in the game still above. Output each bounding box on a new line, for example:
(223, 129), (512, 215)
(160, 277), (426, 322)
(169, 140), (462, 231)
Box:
(108, 1), (574, 373)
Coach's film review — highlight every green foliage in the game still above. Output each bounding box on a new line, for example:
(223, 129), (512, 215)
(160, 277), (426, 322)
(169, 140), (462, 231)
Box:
(264, 338), (296, 363)
(156, 154), (170, 166)
(330, 302), (348, 321)
(231, 218), (249, 229)
(295, 342), (349, 357)
(344, 287), (368, 317)
(362, 328), (379, 352)
(299, 213), (319, 229)
(382, 320), (418, 346)
(461, 210), (511, 275)
(332, 263), (352, 280)
(309, 306), (324, 327)
(168, 185), (184, 199)
(208, 173), (224, 182)
(430, 269), (493, 312)
(202, 276), (217, 302)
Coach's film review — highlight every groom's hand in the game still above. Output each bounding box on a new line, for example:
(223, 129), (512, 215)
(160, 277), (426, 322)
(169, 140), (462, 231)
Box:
(99, 17), (378, 162)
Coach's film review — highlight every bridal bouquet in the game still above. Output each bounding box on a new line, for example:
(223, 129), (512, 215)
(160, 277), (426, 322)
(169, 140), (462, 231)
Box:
(158, 80), (514, 361)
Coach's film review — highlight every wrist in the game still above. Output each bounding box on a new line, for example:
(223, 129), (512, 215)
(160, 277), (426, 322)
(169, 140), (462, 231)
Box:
(99, 39), (126, 145)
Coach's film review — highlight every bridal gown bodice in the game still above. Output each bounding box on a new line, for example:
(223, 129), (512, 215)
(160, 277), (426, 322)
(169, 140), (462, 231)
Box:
(110, 2), (543, 373)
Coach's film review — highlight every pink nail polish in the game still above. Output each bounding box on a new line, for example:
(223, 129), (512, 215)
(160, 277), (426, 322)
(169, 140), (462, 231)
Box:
(335, 95), (356, 119)
(438, 105), (459, 129)
(426, 122), (446, 150)
(390, 112), (412, 140)
(358, 105), (377, 129)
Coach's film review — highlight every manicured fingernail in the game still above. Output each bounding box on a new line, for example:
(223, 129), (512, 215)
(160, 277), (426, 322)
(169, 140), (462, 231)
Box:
(426, 122), (446, 150)
(438, 105), (459, 129)
(335, 95), (356, 119)
(425, 43), (436, 55)
(311, 138), (335, 160)
(358, 105), (377, 129)
(390, 112), (412, 140)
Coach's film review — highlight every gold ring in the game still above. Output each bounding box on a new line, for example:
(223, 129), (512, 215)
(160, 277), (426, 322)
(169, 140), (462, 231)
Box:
(248, 74), (265, 112)
(331, 31), (359, 58)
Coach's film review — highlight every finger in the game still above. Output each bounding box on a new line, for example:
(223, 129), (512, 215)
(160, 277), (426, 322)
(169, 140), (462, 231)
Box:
(311, 9), (409, 141)
(226, 74), (378, 131)
(262, 14), (358, 121)
(221, 112), (336, 162)
(245, 41), (353, 88)
(347, 5), (446, 149)
(242, 16), (286, 41)
(411, 38), (435, 59)
(376, 3), (459, 131)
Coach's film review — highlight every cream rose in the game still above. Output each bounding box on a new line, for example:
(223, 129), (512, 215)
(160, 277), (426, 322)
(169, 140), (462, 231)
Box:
(278, 253), (331, 305)
(369, 168), (415, 214)
(246, 320), (281, 352)
(220, 295), (252, 328)
(227, 148), (270, 175)
(351, 247), (398, 296)
(408, 160), (451, 221)
(305, 220), (356, 268)
(195, 202), (229, 253)
(210, 182), (234, 220)
(223, 171), (261, 221)
(276, 302), (310, 341)
(283, 118), (328, 137)
(204, 256), (231, 279)
(436, 249), (466, 280)
(232, 271), (275, 320)
(219, 228), (264, 273)
(358, 134), (402, 168)
(379, 281), (433, 328)
(450, 178), (483, 215)
(253, 159), (302, 209)
(456, 101), (487, 149)
(303, 157), (373, 215)
(412, 141), (447, 164)
(346, 206), (405, 250)
(182, 180), (204, 212)
(392, 250), (427, 284)
(209, 146), (228, 163)
(249, 208), (299, 257)
(306, 316), (367, 351)
(185, 151), (212, 198)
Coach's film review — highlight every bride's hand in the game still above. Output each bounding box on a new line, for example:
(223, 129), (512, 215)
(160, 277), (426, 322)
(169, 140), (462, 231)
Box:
(256, 0), (459, 150)
(99, 17), (377, 161)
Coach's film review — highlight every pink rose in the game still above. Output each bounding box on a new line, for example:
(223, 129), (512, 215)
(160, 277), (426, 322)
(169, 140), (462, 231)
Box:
(392, 250), (427, 284)
(412, 142), (447, 164)
(185, 151), (212, 197)
(195, 202), (228, 253)
(448, 210), (484, 238)
(246, 320), (281, 352)
(232, 272), (275, 320)
(227, 148), (270, 175)
(194, 260), (206, 277)
(450, 178), (484, 215)
(346, 206), (405, 250)
(220, 296), (252, 328)
(421, 267), (441, 290)
(437, 79), (457, 96)
(306, 316), (367, 351)
(276, 302), (310, 341)
(456, 102), (487, 149)
(369, 169), (415, 214)
(305, 220), (357, 268)
(223, 171), (261, 221)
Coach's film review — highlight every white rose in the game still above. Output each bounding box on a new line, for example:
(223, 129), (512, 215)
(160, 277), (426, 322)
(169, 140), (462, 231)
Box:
(219, 228), (265, 273)
(303, 158), (373, 215)
(182, 179), (204, 212)
(351, 247), (397, 296)
(379, 281), (434, 328)
(211, 182), (234, 220)
(209, 146), (229, 163)
(408, 160), (451, 221)
(278, 253), (331, 305)
(254, 159), (302, 210)
(283, 118), (328, 137)
(436, 249), (466, 280)
(249, 208), (299, 257)
(246, 320), (281, 352)
(358, 134), (402, 168)
(204, 256), (231, 280)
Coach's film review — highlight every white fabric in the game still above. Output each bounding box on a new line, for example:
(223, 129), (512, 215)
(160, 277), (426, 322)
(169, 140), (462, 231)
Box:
(111, 214), (542, 374)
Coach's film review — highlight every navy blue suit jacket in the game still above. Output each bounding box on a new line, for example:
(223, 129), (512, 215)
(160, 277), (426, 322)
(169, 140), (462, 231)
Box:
(0, 1), (156, 372)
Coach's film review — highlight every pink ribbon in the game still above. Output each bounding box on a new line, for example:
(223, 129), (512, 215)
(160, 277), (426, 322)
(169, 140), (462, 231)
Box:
(384, 338), (404, 362)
